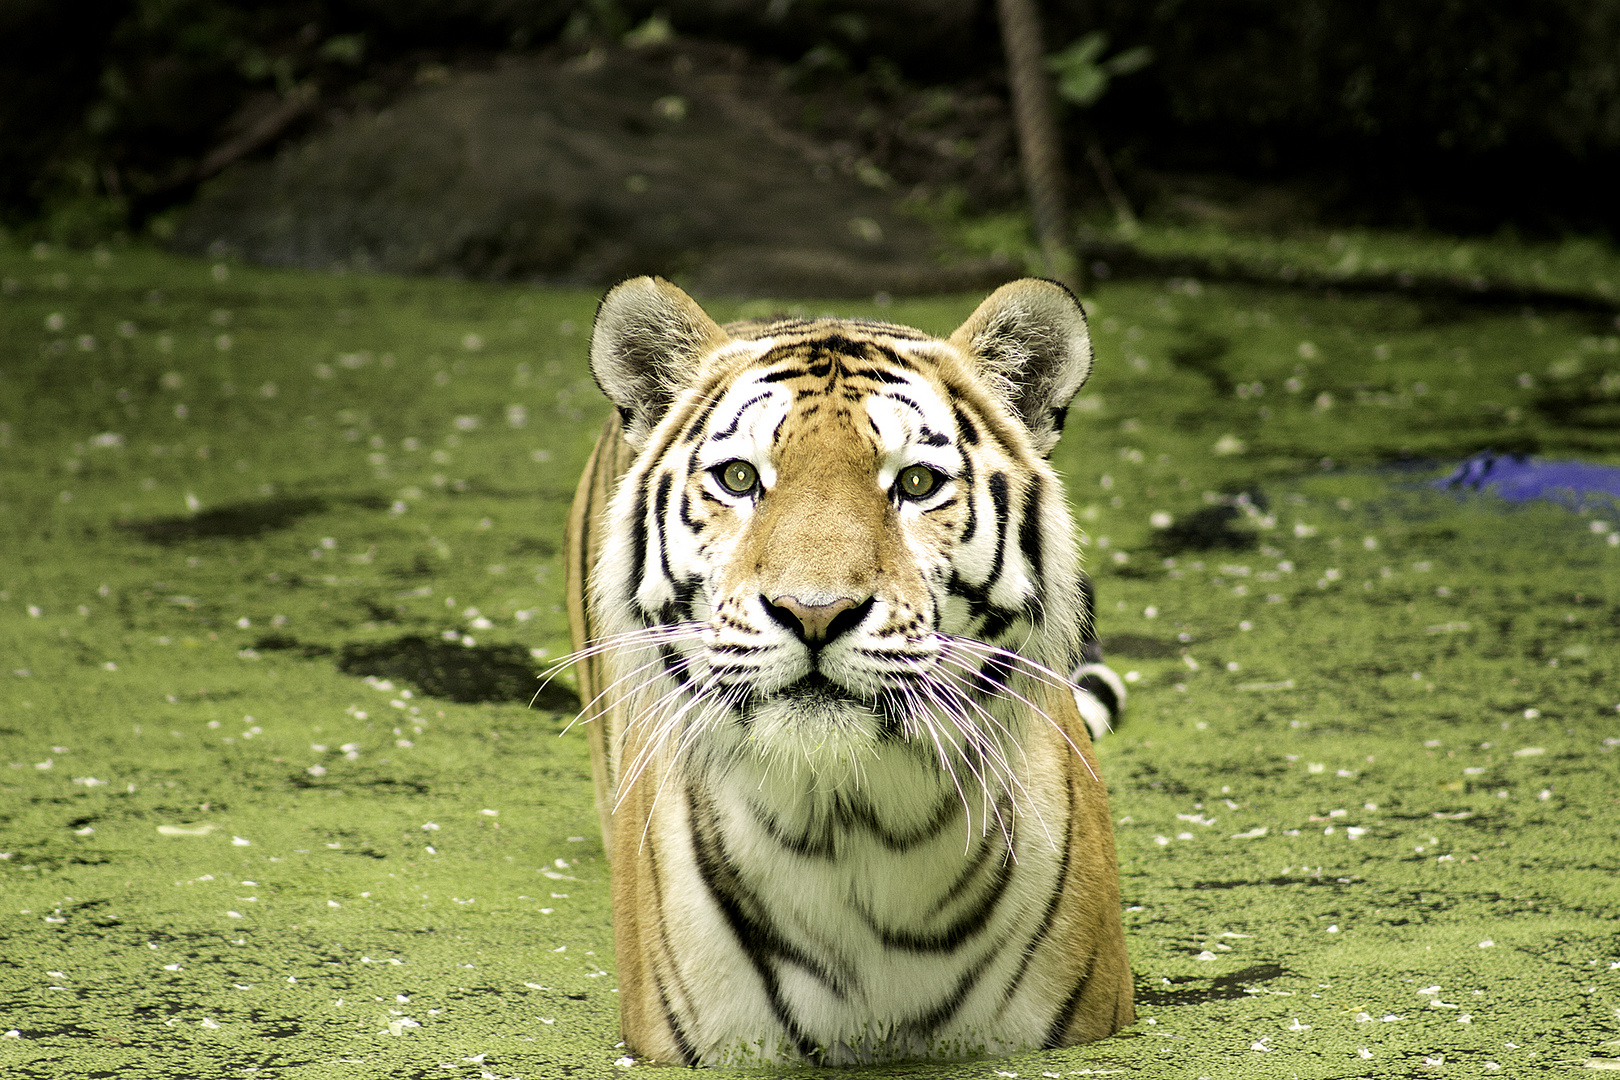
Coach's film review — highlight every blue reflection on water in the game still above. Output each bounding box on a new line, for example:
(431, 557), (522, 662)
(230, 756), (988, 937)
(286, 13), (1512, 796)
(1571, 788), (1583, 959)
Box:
(1437, 452), (1620, 508)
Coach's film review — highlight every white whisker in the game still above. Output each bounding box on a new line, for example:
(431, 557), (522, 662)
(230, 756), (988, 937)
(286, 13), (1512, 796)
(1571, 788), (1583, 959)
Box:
(924, 668), (1052, 851)
(616, 670), (713, 813)
(544, 622), (708, 731)
(917, 673), (1031, 849)
(635, 674), (730, 853)
(557, 645), (699, 736)
(935, 645), (1100, 784)
(903, 678), (1017, 851)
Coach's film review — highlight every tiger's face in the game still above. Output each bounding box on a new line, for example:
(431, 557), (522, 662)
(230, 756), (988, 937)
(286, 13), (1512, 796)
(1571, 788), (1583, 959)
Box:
(589, 278), (1092, 785)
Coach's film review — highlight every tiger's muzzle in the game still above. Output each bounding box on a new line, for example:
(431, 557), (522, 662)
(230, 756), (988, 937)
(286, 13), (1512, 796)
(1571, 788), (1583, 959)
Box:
(763, 594), (875, 650)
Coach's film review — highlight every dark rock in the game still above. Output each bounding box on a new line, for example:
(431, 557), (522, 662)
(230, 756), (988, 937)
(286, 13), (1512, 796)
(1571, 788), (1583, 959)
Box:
(173, 45), (1012, 297)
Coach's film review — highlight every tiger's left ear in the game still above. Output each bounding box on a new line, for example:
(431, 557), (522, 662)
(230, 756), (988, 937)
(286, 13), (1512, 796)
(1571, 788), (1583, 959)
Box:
(948, 278), (1093, 457)
(591, 276), (728, 448)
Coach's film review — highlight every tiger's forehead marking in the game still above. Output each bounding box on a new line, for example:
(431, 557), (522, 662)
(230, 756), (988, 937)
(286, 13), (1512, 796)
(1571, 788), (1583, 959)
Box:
(696, 326), (958, 459)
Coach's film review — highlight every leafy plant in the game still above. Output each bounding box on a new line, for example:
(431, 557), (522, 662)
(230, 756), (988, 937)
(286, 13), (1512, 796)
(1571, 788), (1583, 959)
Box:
(1046, 31), (1152, 110)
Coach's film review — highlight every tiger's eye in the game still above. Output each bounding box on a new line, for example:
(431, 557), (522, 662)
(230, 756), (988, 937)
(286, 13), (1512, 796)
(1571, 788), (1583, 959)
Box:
(897, 464), (938, 500)
(717, 460), (758, 494)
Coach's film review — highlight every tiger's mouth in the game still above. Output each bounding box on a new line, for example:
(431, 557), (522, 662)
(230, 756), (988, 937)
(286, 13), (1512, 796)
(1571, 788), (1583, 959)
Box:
(781, 671), (856, 703)
(738, 670), (872, 721)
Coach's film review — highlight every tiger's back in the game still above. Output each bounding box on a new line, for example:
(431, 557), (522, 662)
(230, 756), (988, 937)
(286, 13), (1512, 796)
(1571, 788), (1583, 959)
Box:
(564, 278), (1133, 1065)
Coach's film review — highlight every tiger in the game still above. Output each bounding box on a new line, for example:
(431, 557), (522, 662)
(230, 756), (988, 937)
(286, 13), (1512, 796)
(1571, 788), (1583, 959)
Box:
(562, 276), (1134, 1066)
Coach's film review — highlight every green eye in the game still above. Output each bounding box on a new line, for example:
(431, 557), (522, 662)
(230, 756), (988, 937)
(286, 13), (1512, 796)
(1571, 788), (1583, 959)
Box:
(896, 464), (939, 500)
(716, 459), (758, 495)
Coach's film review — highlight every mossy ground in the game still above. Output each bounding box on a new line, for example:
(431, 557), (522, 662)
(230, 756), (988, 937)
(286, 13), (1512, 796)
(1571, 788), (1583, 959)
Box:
(1, 242), (1617, 1078)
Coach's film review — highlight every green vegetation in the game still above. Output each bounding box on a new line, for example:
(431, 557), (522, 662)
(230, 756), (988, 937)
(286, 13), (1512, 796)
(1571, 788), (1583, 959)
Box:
(1114, 224), (1620, 305)
(1, 240), (1617, 1077)
(926, 203), (1620, 308)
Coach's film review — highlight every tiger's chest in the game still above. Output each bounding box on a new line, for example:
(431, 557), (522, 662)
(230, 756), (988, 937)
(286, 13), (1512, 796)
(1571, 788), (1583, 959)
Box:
(645, 742), (1071, 1066)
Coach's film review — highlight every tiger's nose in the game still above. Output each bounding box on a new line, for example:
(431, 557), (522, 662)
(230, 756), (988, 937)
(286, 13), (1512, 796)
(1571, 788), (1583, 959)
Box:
(764, 594), (873, 647)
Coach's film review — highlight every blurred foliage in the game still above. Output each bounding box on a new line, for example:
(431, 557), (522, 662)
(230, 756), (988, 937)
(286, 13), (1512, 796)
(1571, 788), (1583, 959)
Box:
(2, 0), (1617, 244)
(1046, 32), (1152, 111)
(1058, 0), (1620, 233)
(1061, 0), (1620, 160)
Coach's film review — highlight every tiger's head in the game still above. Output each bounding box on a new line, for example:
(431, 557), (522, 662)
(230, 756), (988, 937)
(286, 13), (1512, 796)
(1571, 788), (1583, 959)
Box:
(588, 277), (1094, 789)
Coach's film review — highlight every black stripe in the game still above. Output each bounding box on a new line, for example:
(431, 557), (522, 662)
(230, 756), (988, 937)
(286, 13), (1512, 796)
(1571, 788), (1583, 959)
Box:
(1075, 673), (1119, 718)
(659, 643), (689, 686)
(999, 750), (1077, 1030)
(747, 787), (961, 859)
(1078, 573), (1100, 663)
(845, 365), (910, 383)
(924, 824), (1001, 916)
(958, 459), (977, 544)
(747, 799), (836, 859)
(869, 339), (915, 364)
(1018, 474), (1045, 584)
(943, 569), (1025, 643)
(680, 392), (722, 444)
(641, 816), (702, 1066)
(655, 575), (701, 628)
(686, 785), (845, 1060)
(951, 403), (979, 445)
(897, 932), (1013, 1038)
(837, 319), (927, 339)
(1043, 947), (1098, 1048)
(982, 472), (1011, 598)
(868, 816), (1015, 953)
(652, 471), (675, 585)
(1048, 404), (1070, 439)
(656, 980), (698, 1066)
(626, 477), (649, 607)
(709, 392), (770, 440)
(809, 334), (863, 358)
(972, 654), (1018, 699)
(881, 390), (926, 416)
(677, 487), (704, 535)
(674, 362), (758, 447)
(976, 607), (1018, 644)
(943, 569), (985, 614)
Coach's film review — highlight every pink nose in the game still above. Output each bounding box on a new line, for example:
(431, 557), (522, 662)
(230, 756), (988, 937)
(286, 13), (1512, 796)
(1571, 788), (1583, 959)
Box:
(765, 595), (866, 645)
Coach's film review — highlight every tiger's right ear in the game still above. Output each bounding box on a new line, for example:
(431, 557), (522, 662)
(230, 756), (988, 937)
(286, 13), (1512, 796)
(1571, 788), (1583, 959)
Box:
(590, 276), (727, 448)
(949, 278), (1093, 457)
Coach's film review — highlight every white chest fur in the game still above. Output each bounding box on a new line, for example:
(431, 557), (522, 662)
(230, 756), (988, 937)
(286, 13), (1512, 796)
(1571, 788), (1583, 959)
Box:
(642, 724), (1073, 1066)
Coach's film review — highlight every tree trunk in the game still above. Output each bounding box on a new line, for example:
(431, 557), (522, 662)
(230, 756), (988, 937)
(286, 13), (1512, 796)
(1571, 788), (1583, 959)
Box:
(995, 0), (1078, 290)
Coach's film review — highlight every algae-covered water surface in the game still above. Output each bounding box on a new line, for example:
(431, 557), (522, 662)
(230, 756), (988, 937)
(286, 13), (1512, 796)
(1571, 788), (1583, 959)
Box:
(1, 244), (1617, 1078)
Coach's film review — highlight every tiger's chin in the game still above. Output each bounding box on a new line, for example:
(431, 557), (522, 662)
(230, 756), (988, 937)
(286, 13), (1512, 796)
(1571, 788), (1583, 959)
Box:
(738, 673), (886, 785)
